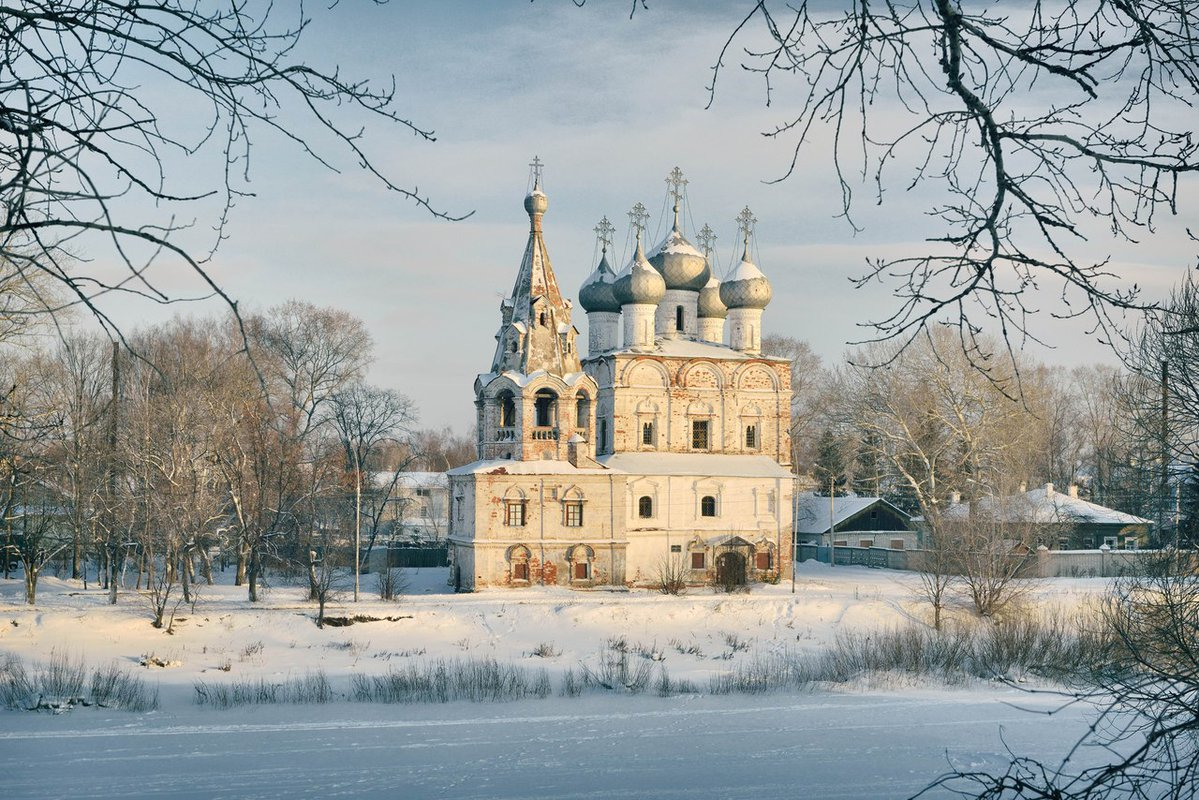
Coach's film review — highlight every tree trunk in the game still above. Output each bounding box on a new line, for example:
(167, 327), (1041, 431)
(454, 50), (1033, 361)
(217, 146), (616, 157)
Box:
(235, 541), (248, 586)
(307, 549), (320, 602)
(247, 547), (259, 603)
(107, 543), (119, 604)
(181, 548), (192, 606)
(24, 565), (37, 605)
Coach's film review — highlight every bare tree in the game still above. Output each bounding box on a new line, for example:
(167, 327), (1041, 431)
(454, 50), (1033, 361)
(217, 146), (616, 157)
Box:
(330, 382), (417, 601)
(2, 1), (463, 340)
(690, 3), (1199, 371)
(920, 555), (1199, 799)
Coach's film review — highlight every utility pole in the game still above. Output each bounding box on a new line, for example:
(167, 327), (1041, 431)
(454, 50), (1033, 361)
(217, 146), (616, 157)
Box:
(828, 476), (836, 567)
(1161, 359), (1172, 549)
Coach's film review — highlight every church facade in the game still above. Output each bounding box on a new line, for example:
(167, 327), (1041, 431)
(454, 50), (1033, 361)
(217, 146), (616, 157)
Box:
(447, 165), (794, 590)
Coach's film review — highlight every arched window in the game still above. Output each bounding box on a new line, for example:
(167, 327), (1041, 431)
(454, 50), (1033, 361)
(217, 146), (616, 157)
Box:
(508, 545), (531, 584)
(568, 544), (594, 582)
(638, 495), (653, 518)
(675, 305), (684, 331)
(534, 389), (557, 428)
(575, 392), (589, 429)
(641, 420), (654, 446)
(701, 495), (717, 517)
(539, 311), (547, 327)
(498, 391), (516, 428)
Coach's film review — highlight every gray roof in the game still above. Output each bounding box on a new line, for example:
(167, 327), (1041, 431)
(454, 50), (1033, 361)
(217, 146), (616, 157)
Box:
(944, 483), (1153, 526)
(793, 493), (912, 535)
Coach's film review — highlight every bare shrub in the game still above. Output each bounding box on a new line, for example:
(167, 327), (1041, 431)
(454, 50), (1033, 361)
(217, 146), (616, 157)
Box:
(378, 566), (408, 602)
(654, 554), (689, 596)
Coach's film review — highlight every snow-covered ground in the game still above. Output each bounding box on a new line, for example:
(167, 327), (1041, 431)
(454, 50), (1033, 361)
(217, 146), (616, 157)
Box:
(0, 564), (1114, 799)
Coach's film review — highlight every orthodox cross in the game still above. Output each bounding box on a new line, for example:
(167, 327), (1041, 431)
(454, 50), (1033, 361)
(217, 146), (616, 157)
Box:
(594, 216), (615, 255)
(697, 223), (717, 260)
(666, 166), (687, 227)
(735, 206), (757, 249)
(529, 155), (544, 187)
(628, 202), (649, 242)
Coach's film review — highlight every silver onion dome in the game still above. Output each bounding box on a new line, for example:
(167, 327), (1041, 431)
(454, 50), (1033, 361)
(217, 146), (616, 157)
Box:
(524, 188), (548, 217)
(719, 248), (772, 310)
(578, 252), (621, 313)
(648, 225), (710, 291)
(697, 274), (728, 319)
(613, 239), (666, 306)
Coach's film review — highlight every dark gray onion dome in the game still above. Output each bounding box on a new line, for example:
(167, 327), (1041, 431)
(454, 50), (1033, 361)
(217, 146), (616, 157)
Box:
(648, 225), (710, 291)
(524, 188), (548, 216)
(578, 252), (621, 313)
(697, 274), (728, 319)
(613, 240), (666, 306)
(719, 249), (772, 310)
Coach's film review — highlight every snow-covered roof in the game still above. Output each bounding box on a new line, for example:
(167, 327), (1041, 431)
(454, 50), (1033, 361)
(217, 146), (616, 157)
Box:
(944, 483), (1152, 526)
(447, 459), (613, 477)
(793, 493), (911, 535)
(599, 452), (792, 479)
(371, 471), (448, 490)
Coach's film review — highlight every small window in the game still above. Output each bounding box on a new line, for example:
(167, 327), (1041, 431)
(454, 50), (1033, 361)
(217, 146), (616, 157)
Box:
(1057, 537), (1070, 550)
(565, 501), (583, 527)
(512, 561), (530, 582)
(675, 305), (684, 332)
(642, 421), (654, 446)
(767, 492), (776, 514)
(455, 497), (464, 521)
(1124, 537), (1138, 551)
(859, 539), (874, 549)
(691, 552), (706, 569)
(755, 551), (771, 571)
(638, 495), (653, 518)
(834, 539), (848, 547)
(670, 545), (682, 553)
(598, 419), (608, 454)
(573, 561), (590, 580)
(539, 311), (547, 326)
(700, 495), (716, 517)
(1103, 536), (1118, 549)
(745, 424), (757, 449)
(505, 501), (527, 527)
(890, 538), (905, 550)
(691, 419), (710, 450)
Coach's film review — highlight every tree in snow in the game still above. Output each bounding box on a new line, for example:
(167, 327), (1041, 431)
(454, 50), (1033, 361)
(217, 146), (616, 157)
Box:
(1, 0), (461, 342)
(697, 1), (1199, 375)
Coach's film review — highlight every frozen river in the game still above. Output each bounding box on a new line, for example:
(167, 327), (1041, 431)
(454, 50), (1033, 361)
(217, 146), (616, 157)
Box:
(1, 689), (1098, 800)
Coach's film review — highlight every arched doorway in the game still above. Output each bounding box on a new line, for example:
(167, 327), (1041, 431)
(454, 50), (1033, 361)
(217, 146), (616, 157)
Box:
(715, 551), (746, 588)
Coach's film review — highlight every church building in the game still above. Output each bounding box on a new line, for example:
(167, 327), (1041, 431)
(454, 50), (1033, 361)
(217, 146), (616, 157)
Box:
(447, 163), (794, 590)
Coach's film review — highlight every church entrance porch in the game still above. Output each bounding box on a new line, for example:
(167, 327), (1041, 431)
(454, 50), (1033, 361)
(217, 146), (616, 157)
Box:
(715, 551), (747, 590)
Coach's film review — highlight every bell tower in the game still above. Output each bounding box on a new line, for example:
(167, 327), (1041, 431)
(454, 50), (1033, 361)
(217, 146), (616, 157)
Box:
(475, 158), (597, 462)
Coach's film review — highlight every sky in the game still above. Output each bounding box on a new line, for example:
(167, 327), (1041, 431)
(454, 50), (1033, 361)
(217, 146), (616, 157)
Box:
(59, 0), (1199, 431)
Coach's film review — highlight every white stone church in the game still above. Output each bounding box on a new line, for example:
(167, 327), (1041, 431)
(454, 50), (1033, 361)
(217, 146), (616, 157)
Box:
(446, 164), (794, 590)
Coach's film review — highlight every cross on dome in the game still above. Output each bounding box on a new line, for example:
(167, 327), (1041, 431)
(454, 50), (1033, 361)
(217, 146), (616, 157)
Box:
(594, 216), (615, 254)
(627, 202), (649, 241)
(735, 206), (757, 250)
(665, 166), (688, 229)
(697, 223), (717, 259)
(529, 155), (544, 188)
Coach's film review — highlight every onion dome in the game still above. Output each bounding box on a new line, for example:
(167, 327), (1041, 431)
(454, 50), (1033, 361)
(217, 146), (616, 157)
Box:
(578, 251), (620, 313)
(648, 214), (710, 291)
(613, 237), (666, 306)
(719, 245), (772, 310)
(524, 187), (548, 217)
(697, 275), (728, 319)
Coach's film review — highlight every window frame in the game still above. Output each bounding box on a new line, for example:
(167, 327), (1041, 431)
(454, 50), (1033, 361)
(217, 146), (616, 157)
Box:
(504, 500), (527, 527)
(564, 501), (584, 528)
(700, 495), (717, 517)
(637, 495), (653, 519)
(691, 419), (710, 451)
